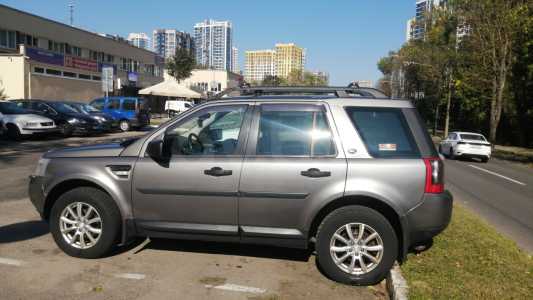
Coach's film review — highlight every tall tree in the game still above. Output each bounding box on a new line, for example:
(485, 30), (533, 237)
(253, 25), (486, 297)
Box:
(165, 48), (196, 82)
(457, 0), (528, 142)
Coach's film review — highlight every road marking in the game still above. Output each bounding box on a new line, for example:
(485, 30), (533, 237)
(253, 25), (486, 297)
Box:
(0, 257), (25, 266)
(205, 283), (267, 294)
(468, 164), (527, 186)
(113, 273), (146, 280)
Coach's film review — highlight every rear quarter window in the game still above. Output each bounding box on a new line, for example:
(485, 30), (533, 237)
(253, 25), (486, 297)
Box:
(345, 107), (419, 158)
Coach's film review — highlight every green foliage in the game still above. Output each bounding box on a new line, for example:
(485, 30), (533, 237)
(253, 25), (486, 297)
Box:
(259, 70), (327, 87)
(0, 79), (7, 100)
(165, 48), (196, 82)
(261, 75), (287, 86)
(378, 0), (532, 146)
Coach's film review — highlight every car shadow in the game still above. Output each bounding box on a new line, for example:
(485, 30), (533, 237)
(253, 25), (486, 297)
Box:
(0, 220), (49, 243)
(133, 238), (313, 262)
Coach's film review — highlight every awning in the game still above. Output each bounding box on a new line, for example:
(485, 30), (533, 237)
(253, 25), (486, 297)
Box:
(139, 80), (202, 98)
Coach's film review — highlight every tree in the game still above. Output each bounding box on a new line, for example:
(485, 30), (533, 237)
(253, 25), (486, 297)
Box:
(261, 75), (287, 86)
(457, 0), (529, 142)
(165, 48), (196, 82)
(0, 79), (7, 100)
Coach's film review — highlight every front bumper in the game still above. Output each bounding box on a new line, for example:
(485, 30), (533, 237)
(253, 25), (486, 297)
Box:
(405, 190), (453, 247)
(21, 127), (60, 135)
(28, 175), (46, 218)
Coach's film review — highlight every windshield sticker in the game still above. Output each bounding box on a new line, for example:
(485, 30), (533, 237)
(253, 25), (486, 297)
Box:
(379, 143), (397, 151)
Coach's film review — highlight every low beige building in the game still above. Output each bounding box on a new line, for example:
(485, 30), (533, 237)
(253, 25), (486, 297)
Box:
(164, 69), (242, 97)
(0, 4), (164, 102)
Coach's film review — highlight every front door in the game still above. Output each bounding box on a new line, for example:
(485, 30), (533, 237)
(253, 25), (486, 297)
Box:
(238, 103), (347, 246)
(133, 104), (251, 238)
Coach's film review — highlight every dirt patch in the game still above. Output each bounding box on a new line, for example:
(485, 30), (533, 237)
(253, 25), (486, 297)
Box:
(199, 276), (227, 286)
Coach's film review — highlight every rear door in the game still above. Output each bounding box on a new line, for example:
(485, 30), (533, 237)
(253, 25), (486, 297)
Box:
(238, 103), (347, 246)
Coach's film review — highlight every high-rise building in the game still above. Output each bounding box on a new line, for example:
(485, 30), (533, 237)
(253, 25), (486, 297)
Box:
(244, 50), (276, 82)
(231, 47), (239, 73)
(127, 33), (151, 51)
(152, 29), (194, 59)
(274, 43), (305, 79)
(408, 0), (448, 41)
(194, 20), (232, 70)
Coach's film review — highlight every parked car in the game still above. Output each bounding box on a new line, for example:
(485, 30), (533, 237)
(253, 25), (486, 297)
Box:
(90, 97), (150, 132)
(28, 87), (452, 286)
(11, 99), (102, 136)
(0, 100), (58, 140)
(65, 101), (118, 132)
(439, 131), (491, 162)
(164, 100), (194, 117)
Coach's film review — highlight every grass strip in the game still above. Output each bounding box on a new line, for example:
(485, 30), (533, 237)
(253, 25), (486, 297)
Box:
(401, 203), (533, 299)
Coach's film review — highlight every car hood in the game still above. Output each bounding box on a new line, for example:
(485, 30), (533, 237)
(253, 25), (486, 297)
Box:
(2, 113), (54, 123)
(44, 143), (125, 158)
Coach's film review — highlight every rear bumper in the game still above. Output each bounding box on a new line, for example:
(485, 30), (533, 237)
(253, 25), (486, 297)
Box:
(405, 190), (453, 247)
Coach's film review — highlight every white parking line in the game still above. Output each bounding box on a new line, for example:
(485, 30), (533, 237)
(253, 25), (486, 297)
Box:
(468, 164), (527, 186)
(0, 257), (25, 266)
(113, 273), (146, 280)
(205, 283), (267, 294)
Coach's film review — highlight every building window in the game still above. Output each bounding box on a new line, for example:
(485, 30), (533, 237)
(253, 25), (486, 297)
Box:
(63, 71), (76, 78)
(92, 75), (101, 81)
(34, 67), (45, 73)
(0, 29), (16, 49)
(73, 46), (81, 57)
(46, 69), (62, 76)
(78, 74), (91, 80)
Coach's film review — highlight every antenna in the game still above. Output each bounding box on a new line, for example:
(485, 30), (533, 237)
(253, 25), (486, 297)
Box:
(68, 1), (74, 26)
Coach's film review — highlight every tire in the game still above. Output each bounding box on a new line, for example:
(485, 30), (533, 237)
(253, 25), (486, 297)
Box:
(49, 187), (121, 258)
(119, 120), (130, 132)
(481, 157), (489, 163)
(6, 124), (22, 140)
(316, 205), (398, 286)
(59, 123), (73, 137)
(449, 147), (455, 160)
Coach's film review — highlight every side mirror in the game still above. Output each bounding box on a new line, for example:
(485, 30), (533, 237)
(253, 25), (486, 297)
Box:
(146, 139), (164, 161)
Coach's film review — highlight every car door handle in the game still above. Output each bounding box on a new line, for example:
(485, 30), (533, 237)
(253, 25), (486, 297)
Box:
(301, 168), (331, 178)
(204, 167), (233, 177)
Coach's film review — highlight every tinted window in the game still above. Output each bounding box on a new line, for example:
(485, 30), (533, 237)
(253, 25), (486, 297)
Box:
(107, 99), (120, 110)
(459, 134), (486, 141)
(257, 105), (336, 156)
(34, 102), (55, 114)
(122, 99), (136, 111)
(346, 107), (419, 158)
(91, 99), (104, 110)
(0, 102), (28, 114)
(49, 102), (78, 114)
(164, 105), (247, 156)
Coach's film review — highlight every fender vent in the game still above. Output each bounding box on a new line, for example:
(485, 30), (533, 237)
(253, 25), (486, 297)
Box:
(107, 165), (132, 179)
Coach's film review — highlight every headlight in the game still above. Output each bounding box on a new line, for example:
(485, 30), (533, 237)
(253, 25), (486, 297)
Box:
(33, 158), (50, 177)
(25, 122), (39, 127)
(68, 118), (86, 124)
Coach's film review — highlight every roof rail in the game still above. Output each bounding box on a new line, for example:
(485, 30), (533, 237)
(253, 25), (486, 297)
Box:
(212, 86), (388, 100)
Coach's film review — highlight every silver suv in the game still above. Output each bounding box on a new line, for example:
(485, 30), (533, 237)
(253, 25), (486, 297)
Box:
(29, 87), (452, 285)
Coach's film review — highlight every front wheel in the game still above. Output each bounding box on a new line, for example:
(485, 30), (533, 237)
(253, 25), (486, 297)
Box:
(49, 187), (121, 258)
(119, 120), (130, 132)
(316, 205), (398, 285)
(6, 124), (22, 140)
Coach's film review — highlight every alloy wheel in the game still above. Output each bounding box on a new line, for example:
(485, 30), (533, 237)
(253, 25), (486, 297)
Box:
(59, 202), (102, 249)
(329, 223), (384, 275)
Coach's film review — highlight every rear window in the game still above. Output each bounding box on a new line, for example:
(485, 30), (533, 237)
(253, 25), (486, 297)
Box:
(459, 134), (486, 141)
(345, 107), (419, 158)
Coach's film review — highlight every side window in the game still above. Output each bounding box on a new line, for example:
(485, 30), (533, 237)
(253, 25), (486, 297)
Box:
(164, 105), (247, 156)
(122, 99), (136, 111)
(91, 99), (104, 110)
(256, 104), (336, 156)
(107, 99), (120, 110)
(35, 102), (54, 114)
(345, 107), (419, 158)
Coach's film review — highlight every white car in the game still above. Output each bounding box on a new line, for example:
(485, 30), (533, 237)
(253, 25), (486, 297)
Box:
(165, 100), (194, 116)
(0, 100), (58, 140)
(439, 131), (492, 162)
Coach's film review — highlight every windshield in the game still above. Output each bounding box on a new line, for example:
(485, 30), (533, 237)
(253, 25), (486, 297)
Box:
(460, 134), (486, 141)
(82, 104), (100, 112)
(49, 102), (79, 114)
(0, 102), (30, 114)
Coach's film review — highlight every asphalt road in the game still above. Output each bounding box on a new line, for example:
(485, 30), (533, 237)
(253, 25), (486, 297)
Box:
(444, 157), (533, 253)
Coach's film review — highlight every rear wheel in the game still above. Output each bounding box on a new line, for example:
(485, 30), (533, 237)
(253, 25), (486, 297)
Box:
(6, 124), (22, 140)
(119, 120), (130, 132)
(481, 156), (489, 163)
(49, 187), (121, 258)
(316, 205), (398, 285)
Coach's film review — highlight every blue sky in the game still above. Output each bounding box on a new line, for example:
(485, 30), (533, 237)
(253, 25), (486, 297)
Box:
(0, 0), (414, 85)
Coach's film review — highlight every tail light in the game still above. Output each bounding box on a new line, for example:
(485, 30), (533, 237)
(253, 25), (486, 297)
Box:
(423, 157), (444, 193)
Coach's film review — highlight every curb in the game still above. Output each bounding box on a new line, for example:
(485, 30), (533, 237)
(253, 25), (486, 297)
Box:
(386, 262), (408, 300)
